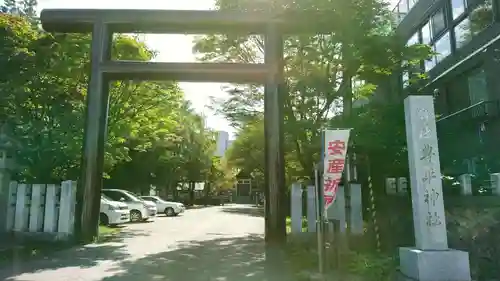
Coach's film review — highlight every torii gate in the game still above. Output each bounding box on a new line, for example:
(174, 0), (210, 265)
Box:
(40, 9), (330, 243)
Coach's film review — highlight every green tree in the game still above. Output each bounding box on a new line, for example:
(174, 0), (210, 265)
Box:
(1, 0), (19, 14)
(0, 14), (217, 195)
(20, 0), (37, 19)
(194, 0), (430, 181)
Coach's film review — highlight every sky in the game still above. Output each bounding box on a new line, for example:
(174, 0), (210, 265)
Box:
(6, 0), (401, 139)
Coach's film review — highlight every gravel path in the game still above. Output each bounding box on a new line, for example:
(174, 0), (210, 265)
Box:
(0, 205), (295, 281)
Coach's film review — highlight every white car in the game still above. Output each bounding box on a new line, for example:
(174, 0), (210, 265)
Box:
(140, 195), (185, 217)
(102, 189), (157, 222)
(100, 195), (130, 226)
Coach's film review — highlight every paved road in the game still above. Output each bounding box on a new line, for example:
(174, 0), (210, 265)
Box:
(0, 205), (293, 281)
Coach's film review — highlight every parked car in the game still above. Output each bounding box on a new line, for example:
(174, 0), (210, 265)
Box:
(140, 195), (185, 216)
(102, 189), (157, 222)
(100, 195), (130, 226)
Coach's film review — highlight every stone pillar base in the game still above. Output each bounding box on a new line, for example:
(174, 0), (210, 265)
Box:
(398, 247), (471, 281)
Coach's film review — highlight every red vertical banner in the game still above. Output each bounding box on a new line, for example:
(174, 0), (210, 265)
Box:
(323, 129), (350, 212)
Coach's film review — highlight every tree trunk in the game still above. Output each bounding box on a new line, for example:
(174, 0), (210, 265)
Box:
(173, 182), (179, 200)
(189, 181), (195, 205)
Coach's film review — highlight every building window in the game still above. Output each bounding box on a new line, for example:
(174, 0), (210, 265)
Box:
(395, 0), (420, 23)
(467, 68), (488, 104)
(424, 32), (452, 70)
(451, 0), (466, 19)
(435, 32), (452, 62)
(421, 21), (432, 44)
(454, 18), (472, 48)
(425, 56), (437, 71)
(407, 32), (419, 46)
(397, 0), (409, 19)
(452, 0), (493, 49)
(431, 7), (447, 36)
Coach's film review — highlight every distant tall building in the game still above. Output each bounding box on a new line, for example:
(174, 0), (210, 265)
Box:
(215, 131), (229, 157)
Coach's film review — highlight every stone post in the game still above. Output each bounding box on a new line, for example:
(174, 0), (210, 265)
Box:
(385, 177), (397, 194)
(307, 185), (317, 232)
(399, 95), (471, 281)
(290, 183), (303, 234)
(397, 177), (408, 194)
(458, 174), (472, 195)
(349, 183), (363, 235)
(326, 186), (346, 233)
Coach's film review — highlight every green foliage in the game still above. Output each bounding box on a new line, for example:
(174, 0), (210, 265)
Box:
(341, 251), (397, 281)
(350, 101), (408, 175)
(285, 235), (396, 280)
(225, 118), (265, 183)
(0, 14), (220, 195)
(195, 0), (430, 184)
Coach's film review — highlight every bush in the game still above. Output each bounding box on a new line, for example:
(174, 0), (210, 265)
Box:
(340, 251), (397, 281)
(285, 234), (397, 281)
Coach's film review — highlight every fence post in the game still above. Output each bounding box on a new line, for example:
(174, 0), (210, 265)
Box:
(290, 182), (303, 234)
(459, 174), (472, 195)
(58, 180), (77, 238)
(397, 177), (408, 194)
(6, 181), (17, 231)
(14, 183), (29, 232)
(385, 177), (397, 194)
(491, 173), (500, 195)
(29, 184), (45, 232)
(307, 185), (317, 232)
(43, 184), (58, 233)
(68, 181), (77, 235)
(350, 183), (363, 235)
(327, 186), (346, 233)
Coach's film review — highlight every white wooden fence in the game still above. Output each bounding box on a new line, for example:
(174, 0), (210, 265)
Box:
(289, 183), (363, 235)
(6, 180), (77, 240)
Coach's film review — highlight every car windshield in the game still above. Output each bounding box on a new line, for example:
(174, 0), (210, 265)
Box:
(101, 194), (114, 202)
(146, 196), (161, 202)
(151, 196), (163, 202)
(123, 191), (142, 202)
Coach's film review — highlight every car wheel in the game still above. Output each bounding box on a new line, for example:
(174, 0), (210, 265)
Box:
(165, 207), (175, 217)
(99, 213), (109, 226)
(130, 210), (142, 222)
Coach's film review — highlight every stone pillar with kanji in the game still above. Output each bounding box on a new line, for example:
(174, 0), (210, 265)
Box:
(398, 95), (471, 281)
(0, 122), (19, 232)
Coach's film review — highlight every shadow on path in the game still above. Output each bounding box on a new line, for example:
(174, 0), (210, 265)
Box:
(0, 228), (149, 280)
(222, 206), (264, 217)
(101, 235), (290, 281)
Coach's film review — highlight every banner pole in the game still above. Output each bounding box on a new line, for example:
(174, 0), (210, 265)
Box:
(315, 166), (325, 276)
(316, 129), (326, 275)
(320, 128), (352, 274)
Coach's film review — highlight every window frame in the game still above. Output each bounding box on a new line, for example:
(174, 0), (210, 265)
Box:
(450, 0), (494, 49)
(451, 0), (467, 20)
(434, 31), (452, 63)
(466, 67), (489, 104)
(431, 5), (448, 37)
